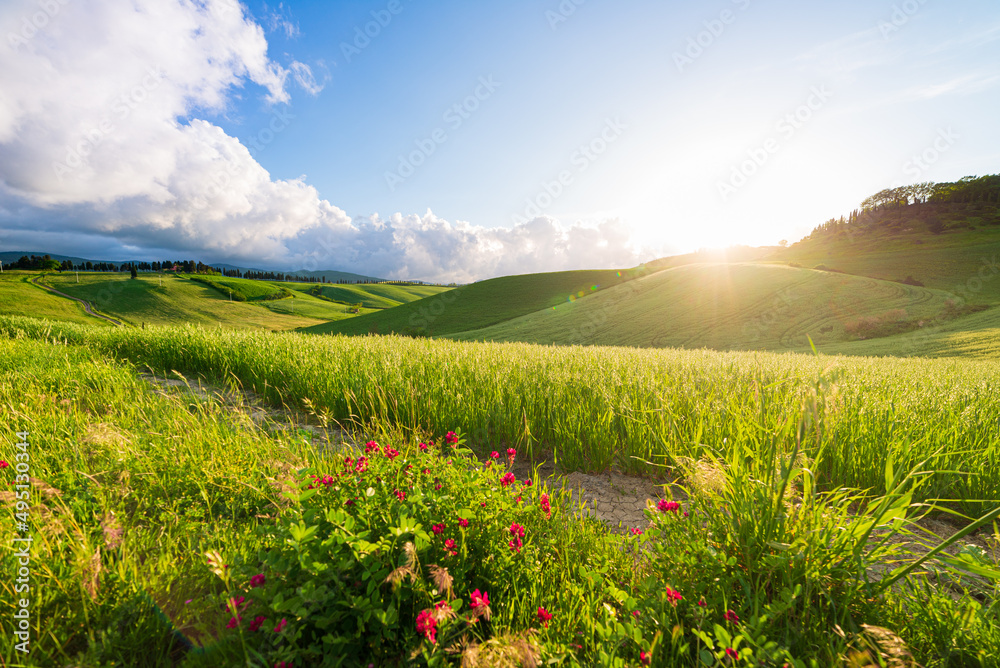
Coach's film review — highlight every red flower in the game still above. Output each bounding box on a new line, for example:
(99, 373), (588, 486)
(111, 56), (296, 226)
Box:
(501, 472), (516, 487)
(697, 598), (707, 608)
(657, 499), (680, 513)
(416, 609), (437, 643)
(435, 483), (443, 491)
(226, 615), (241, 629)
(470, 589), (490, 609)
(631, 610), (640, 618)
(509, 523), (525, 538)
(444, 538), (457, 550)
(640, 650), (651, 665)
(490, 451), (500, 460)
(0, 461), (9, 469)
(419, 442), (429, 452)
(249, 615), (266, 632)
(723, 609), (740, 623)
(394, 489), (406, 501)
(383, 445), (400, 460)
(523, 478), (533, 487)
(725, 647), (738, 659)
(249, 573), (266, 588)
(540, 493), (551, 518)
(665, 586), (682, 605)
(445, 431), (459, 444)
(432, 523), (445, 536)
(458, 518), (469, 528)
(536, 606), (553, 628)
(630, 527), (643, 536)
(421, 468), (431, 475)
(274, 662), (292, 668)
(365, 440), (379, 454)
(506, 448), (516, 461)
(273, 618), (288, 633)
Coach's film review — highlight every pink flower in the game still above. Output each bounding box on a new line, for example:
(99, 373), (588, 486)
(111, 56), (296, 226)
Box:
(665, 586), (682, 605)
(540, 493), (551, 518)
(250, 573), (266, 588)
(723, 609), (740, 623)
(394, 489), (406, 501)
(0, 460), (8, 469)
(725, 648), (738, 659)
(419, 442), (429, 452)
(383, 445), (400, 460)
(631, 610), (640, 618)
(274, 662), (292, 668)
(226, 596), (245, 612)
(432, 523), (445, 536)
(536, 606), (553, 628)
(506, 448), (516, 461)
(490, 451), (500, 460)
(523, 478), (533, 487)
(416, 609), (437, 643)
(444, 538), (457, 555)
(657, 499), (680, 513)
(354, 457), (368, 473)
(365, 440), (379, 454)
(470, 589), (490, 609)
(458, 518), (469, 528)
(509, 523), (525, 538)
(640, 650), (651, 665)
(508, 539), (522, 552)
(445, 431), (459, 444)
(226, 615), (241, 629)
(435, 483), (443, 491)
(501, 472), (516, 487)
(421, 468), (430, 475)
(273, 618), (288, 633)
(630, 527), (643, 536)
(697, 598), (707, 608)
(249, 615), (265, 632)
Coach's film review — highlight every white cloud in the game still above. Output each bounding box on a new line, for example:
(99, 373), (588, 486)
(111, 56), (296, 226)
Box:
(0, 0), (649, 283)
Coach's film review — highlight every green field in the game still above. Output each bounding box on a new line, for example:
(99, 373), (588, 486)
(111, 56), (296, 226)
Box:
(34, 273), (326, 329)
(0, 271), (113, 326)
(777, 217), (1000, 304)
(282, 282), (452, 310)
(2, 317), (999, 666)
(451, 263), (961, 351)
(302, 269), (641, 337)
(188, 274), (288, 301)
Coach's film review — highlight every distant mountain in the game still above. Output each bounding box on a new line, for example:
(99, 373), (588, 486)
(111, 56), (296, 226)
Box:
(0, 251), (386, 282)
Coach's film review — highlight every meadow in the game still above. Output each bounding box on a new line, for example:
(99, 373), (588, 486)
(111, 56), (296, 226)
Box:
(1, 318), (999, 667)
(304, 269), (640, 337)
(451, 263), (961, 352)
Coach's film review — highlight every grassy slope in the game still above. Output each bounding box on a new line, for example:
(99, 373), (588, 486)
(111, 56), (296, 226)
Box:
(281, 282), (451, 310)
(816, 304), (1000, 358)
(452, 263), (958, 352)
(38, 273), (325, 330)
(776, 223), (1000, 304)
(301, 269), (638, 337)
(0, 271), (114, 326)
(189, 275), (285, 301)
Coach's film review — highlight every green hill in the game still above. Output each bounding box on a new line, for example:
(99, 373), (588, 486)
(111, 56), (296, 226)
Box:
(0, 271), (113, 326)
(301, 269), (642, 337)
(282, 282), (451, 310)
(450, 263), (963, 351)
(34, 273), (338, 330)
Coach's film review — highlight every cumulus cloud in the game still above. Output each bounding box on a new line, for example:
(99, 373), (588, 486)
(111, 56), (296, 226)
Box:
(0, 0), (648, 282)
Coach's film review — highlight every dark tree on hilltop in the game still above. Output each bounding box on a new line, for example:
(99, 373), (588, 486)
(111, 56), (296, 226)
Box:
(130, 265), (138, 279)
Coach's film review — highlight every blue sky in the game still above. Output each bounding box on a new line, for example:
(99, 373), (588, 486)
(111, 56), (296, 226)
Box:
(1, 0), (998, 280)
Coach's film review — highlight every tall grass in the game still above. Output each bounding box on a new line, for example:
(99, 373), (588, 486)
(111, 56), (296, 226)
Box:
(2, 315), (999, 513)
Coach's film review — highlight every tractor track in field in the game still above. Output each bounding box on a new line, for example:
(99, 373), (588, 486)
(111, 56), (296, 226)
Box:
(30, 275), (124, 326)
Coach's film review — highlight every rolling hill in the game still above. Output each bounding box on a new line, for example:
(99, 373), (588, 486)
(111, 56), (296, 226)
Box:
(449, 263), (965, 352)
(281, 282), (451, 310)
(0, 271), (114, 326)
(300, 268), (642, 337)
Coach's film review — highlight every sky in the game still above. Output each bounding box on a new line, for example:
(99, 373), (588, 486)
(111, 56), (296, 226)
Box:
(1, 0), (998, 282)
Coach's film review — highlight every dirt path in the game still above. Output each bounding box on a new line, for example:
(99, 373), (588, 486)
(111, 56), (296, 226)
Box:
(30, 275), (123, 326)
